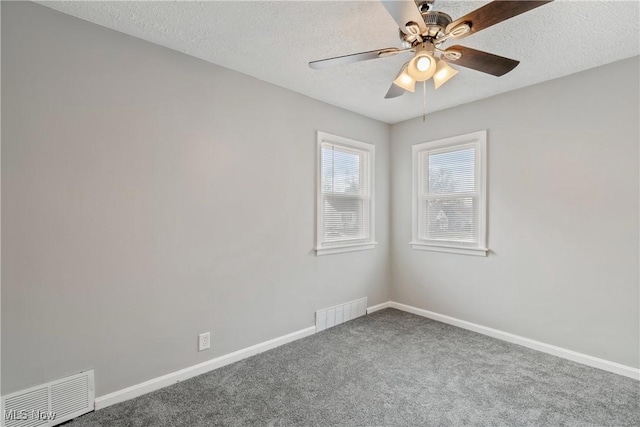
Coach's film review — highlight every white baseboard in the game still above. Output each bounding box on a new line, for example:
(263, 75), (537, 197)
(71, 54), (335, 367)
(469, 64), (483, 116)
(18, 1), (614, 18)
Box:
(385, 301), (639, 380)
(366, 301), (392, 314)
(94, 325), (316, 410)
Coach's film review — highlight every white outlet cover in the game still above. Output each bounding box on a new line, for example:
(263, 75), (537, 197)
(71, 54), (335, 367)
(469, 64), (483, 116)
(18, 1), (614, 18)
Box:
(198, 332), (210, 351)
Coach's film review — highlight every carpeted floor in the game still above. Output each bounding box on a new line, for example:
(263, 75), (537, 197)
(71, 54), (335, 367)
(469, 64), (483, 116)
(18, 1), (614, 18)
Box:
(65, 309), (639, 426)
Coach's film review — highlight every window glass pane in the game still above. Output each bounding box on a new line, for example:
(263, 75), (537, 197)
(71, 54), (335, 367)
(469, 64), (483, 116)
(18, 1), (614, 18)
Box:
(323, 196), (369, 242)
(322, 146), (361, 194)
(320, 141), (371, 247)
(427, 147), (475, 194)
(422, 197), (476, 242)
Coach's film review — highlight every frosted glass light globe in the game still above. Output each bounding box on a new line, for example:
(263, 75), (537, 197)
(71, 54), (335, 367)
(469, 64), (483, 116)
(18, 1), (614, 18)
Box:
(416, 57), (431, 72)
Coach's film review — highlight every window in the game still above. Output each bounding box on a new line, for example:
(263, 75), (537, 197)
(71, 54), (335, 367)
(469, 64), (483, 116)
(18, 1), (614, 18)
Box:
(411, 130), (487, 256)
(316, 131), (376, 256)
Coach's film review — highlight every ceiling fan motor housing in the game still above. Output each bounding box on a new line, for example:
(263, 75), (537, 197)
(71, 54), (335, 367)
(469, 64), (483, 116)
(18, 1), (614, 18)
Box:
(401, 10), (452, 46)
(421, 11), (452, 38)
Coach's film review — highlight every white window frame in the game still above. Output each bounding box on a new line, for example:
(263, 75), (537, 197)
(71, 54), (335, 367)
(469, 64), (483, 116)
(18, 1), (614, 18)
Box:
(411, 130), (488, 256)
(316, 131), (376, 256)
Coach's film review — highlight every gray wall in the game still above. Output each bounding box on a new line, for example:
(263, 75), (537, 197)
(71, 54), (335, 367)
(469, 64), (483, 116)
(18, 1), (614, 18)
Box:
(2, 0), (639, 402)
(390, 56), (640, 368)
(1, 2), (390, 396)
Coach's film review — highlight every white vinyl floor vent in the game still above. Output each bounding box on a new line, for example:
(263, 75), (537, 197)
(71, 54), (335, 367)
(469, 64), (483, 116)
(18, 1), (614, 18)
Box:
(1, 370), (94, 427)
(316, 297), (367, 332)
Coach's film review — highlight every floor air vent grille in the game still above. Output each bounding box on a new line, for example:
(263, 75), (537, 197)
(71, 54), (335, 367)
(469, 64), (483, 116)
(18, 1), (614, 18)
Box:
(1, 371), (94, 427)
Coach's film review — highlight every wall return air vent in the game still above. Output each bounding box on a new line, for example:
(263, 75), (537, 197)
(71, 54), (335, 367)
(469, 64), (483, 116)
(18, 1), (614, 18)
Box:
(2, 370), (94, 427)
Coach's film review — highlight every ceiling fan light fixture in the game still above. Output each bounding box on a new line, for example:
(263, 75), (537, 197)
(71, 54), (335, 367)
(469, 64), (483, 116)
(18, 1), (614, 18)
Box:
(416, 56), (431, 72)
(393, 64), (416, 92)
(433, 59), (458, 89)
(408, 51), (436, 82)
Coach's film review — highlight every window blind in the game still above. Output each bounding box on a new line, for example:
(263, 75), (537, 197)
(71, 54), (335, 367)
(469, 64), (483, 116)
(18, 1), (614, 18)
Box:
(419, 145), (478, 245)
(320, 142), (370, 244)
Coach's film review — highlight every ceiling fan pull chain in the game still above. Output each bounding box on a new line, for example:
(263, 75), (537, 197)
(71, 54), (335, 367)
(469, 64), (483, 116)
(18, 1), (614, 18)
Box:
(422, 81), (427, 122)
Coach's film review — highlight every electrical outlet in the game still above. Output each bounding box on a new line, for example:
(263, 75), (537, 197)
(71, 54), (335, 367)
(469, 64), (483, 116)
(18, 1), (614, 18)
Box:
(198, 332), (210, 351)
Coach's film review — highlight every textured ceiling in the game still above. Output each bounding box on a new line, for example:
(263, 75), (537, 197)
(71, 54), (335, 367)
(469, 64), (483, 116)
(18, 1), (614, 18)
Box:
(37, 1), (640, 123)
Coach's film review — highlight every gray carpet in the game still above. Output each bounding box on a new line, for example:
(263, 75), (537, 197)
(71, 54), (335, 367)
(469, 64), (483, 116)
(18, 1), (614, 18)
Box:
(66, 309), (639, 426)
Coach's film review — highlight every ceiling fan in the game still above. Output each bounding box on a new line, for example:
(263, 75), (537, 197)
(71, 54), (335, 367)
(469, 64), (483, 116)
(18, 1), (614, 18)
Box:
(309, 0), (553, 98)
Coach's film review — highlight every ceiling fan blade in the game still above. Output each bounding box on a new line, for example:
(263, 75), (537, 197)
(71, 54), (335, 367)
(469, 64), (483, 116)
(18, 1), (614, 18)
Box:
(385, 82), (405, 99)
(446, 1), (553, 39)
(445, 45), (519, 76)
(309, 48), (402, 70)
(380, 0), (427, 35)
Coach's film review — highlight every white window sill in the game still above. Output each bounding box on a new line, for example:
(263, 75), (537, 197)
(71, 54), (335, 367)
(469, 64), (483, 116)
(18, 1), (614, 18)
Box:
(316, 242), (378, 256)
(410, 242), (488, 257)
